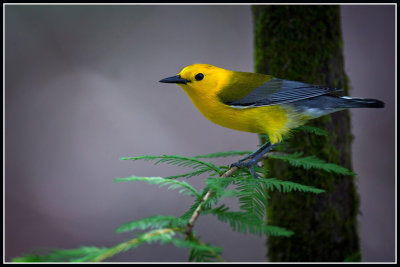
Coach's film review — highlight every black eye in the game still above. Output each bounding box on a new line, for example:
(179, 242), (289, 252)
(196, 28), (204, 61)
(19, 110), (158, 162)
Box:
(195, 73), (204, 81)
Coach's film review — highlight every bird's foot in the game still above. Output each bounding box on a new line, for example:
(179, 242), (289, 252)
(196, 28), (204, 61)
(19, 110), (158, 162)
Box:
(230, 158), (260, 179)
(230, 142), (277, 179)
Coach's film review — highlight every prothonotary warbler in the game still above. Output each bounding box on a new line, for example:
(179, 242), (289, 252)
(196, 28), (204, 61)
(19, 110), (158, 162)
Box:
(159, 64), (385, 178)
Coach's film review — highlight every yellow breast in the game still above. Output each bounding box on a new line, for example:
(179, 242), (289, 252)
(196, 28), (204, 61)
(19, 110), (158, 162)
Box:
(182, 88), (291, 144)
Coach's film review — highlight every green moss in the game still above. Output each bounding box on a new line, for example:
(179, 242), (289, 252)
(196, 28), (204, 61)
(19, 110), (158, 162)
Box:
(344, 251), (362, 262)
(253, 5), (361, 262)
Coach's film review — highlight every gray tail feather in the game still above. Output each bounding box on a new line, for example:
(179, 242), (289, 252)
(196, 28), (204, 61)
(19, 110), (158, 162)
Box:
(339, 97), (385, 108)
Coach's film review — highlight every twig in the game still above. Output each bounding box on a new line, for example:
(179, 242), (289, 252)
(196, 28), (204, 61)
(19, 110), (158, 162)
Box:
(91, 228), (178, 262)
(184, 152), (287, 236)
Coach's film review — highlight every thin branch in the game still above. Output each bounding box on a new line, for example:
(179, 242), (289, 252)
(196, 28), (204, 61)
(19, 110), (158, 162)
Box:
(91, 228), (178, 262)
(184, 152), (287, 236)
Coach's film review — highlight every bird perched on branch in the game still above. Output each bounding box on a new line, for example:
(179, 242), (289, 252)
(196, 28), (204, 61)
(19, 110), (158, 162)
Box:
(159, 64), (384, 178)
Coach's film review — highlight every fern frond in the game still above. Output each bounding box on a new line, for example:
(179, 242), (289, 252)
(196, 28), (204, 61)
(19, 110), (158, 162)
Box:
(137, 228), (177, 246)
(232, 177), (324, 194)
(294, 125), (328, 136)
(106, 228), (223, 262)
(121, 155), (219, 172)
(187, 240), (224, 262)
(205, 205), (293, 237)
(171, 239), (222, 254)
(235, 179), (268, 220)
(261, 225), (296, 237)
(208, 177), (323, 221)
(116, 215), (186, 233)
(114, 176), (201, 197)
(165, 167), (213, 180)
(12, 247), (107, 262)
(90, 228), (178, 262)
(260, 178), (325, 194)
(268, 152), (355, 176)
(193, 150), (252, 159)
(189, 247), (222, 262)
(205, 177), (235, 197)
(171, 239), (223, 262)
(207, 177), (268, 219)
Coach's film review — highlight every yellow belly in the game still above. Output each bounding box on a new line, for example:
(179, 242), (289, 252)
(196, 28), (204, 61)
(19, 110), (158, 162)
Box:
(184, 90), (297, 144)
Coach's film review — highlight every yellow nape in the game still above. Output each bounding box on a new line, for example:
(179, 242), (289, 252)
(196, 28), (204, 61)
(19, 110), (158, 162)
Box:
(174, 64), (305, 144)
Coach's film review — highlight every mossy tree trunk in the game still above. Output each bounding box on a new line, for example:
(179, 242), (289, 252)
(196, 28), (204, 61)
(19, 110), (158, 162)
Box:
(252, 6), (361, 262)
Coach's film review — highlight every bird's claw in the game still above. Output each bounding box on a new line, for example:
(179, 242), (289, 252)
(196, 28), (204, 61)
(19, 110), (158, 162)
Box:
(230, 159), (260, 179)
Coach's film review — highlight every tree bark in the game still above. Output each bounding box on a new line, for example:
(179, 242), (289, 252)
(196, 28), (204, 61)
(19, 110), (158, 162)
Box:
(252, 5), (361, 262)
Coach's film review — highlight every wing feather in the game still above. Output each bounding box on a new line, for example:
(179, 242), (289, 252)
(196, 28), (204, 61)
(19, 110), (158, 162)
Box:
(224, 78), (342, 108)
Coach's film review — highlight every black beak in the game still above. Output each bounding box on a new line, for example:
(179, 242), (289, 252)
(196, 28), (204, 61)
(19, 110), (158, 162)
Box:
(159, 75), (189, 84)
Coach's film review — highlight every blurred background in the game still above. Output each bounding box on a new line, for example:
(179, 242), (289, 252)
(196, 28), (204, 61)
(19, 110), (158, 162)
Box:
(5, 4), (395, 262)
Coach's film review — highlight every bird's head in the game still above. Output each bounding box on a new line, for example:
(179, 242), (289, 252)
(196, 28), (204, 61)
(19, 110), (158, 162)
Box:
(159, 64), (231, 95)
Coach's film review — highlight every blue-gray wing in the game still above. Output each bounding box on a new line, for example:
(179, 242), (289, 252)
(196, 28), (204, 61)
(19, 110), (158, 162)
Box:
(224, 78), (342, 108)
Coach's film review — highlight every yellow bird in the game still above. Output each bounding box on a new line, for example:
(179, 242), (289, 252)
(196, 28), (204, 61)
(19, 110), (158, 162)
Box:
(160, 64), (384, 177)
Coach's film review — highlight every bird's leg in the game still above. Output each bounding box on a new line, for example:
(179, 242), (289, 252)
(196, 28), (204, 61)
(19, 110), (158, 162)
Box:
(230, 141), (277, 179)
(237, 141), (274, 162)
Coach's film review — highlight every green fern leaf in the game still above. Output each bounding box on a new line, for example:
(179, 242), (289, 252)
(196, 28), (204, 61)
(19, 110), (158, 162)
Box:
(205, 177), (235, 195)
(12, 247), (107, 262)
(269, 152), (355, 176)
(171, 239), (222, 253)
(116, 215), (186, 233)
(189, 248), (221, 262)
(205, 205), (293, 237)
(294, 125), (328, 136)
(114, 176), (201, 197)
(90, 228), (178, 262)
(121, 155), (219, 172)
(193, 150), (253, 159)
(262, 225), (295, 237)
(137, 228), (177, 246)
(260, 178), (325, 194)
(165, 167), (213, 179)
(235, 180), (268, 220)
(187, 244), (223, 262)
(171, 238), (223, 262)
